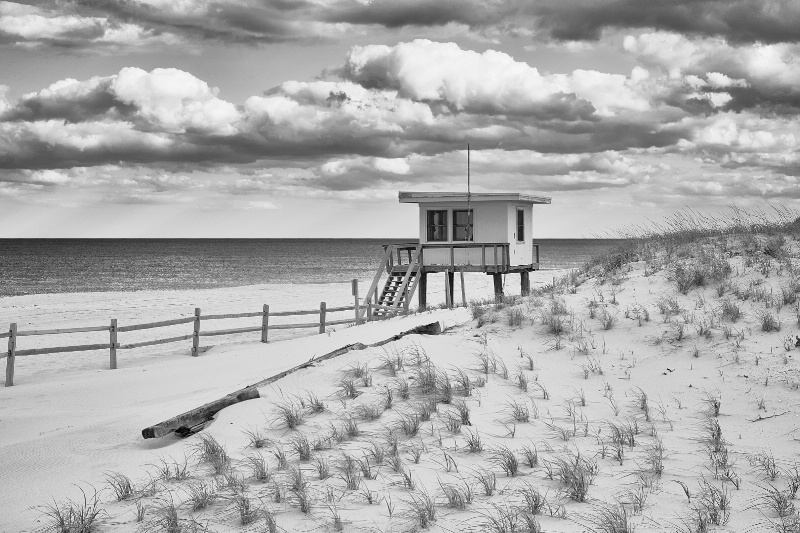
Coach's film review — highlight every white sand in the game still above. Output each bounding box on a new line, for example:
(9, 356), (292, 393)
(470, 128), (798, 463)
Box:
(0, 271), (559, 530)
(22, 258), (800, 532)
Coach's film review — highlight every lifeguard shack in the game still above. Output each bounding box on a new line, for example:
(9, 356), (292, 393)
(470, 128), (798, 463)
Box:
(360, 191), (551, 318)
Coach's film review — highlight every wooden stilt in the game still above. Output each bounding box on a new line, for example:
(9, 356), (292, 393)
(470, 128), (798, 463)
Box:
(493, 273), (503, 299)
(521, 271), (530, 296)
(418, 272), (427, 309)
(444, 272), (452, 308)
(447, 270), (455, 308)
(460, 270), (467, 306)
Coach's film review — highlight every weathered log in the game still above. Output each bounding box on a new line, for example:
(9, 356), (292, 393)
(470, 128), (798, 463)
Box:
(141, 387), (260, 439)
(141, 321), (443, 439)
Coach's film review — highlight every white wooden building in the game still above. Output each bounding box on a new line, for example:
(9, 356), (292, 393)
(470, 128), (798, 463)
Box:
(361, 191), (551, 316)
(400, 191), (550, 271)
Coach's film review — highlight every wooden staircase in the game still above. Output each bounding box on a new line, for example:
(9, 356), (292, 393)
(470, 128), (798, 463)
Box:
(360, 244), (422, 321)
(374, 267), (418, 317)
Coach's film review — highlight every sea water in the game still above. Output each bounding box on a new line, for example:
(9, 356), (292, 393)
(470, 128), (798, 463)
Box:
(0, 238), (625, 297)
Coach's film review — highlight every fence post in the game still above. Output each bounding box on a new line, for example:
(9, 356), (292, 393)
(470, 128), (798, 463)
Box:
(261, 304), (269, 343)
(5, 323), (16, 387)
(319, 302), (327, 334)
(352, 279), (360, 325)
(191, 308), (201, 356)
(366, 302), (372, 322)
(109, 319), (117, 370)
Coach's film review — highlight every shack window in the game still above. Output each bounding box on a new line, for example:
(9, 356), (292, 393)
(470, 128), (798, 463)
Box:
(427, 210), (448, 242)
(516, 208), (525, 242)
(452, 209), (474, 241)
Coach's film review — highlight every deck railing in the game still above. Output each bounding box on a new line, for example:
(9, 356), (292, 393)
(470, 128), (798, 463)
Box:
(385, 242), (540, 272)
(2, 279), (365, 387)
(385, 242), (511, 272)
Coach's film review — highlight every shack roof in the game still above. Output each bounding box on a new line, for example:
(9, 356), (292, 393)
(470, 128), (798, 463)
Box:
(398, 191), (551, 204)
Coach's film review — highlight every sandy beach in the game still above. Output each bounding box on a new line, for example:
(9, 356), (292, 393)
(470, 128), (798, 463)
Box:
(0, 272), (546, 384)
(5, 241), (800, 532)
(0, 271), (556, 530)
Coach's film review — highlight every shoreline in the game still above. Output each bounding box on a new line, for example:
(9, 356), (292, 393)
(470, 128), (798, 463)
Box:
(0, 268), (568, 299)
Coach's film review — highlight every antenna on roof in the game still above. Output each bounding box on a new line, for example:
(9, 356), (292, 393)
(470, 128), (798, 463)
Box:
(467, 143), (472, 241)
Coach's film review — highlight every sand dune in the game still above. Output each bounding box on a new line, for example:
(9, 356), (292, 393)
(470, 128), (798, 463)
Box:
(7, 244), (800, 532)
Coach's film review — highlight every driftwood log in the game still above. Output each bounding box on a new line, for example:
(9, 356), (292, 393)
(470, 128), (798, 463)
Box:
(141, 387), (260, 439)
(141, 321), (442, 439)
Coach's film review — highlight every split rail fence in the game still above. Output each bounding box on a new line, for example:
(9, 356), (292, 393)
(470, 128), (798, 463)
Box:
(3, 279), (387, 387)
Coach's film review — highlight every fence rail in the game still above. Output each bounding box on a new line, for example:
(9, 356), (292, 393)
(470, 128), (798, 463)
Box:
(3, 279), (376, 387)
(117, 317), (196, 333)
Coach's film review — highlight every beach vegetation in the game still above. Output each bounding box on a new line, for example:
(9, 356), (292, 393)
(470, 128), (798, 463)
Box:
(39, 489), (104, 533)
(194, 435), (229, 475)
(272, 400), (306, 430)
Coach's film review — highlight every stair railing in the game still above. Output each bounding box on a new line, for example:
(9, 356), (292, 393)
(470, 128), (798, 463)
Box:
(392, 244), (423, 313)
(360, 245), (394, 321)
(403, 261), (423, 314)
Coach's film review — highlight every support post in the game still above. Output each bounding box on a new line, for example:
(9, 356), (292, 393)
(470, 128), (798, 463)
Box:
(319, 302), (327, 334)
(109, 319), (117, 369)
(493, 273), (503, 300)
(460, 270), (467, 307)
(444, 271), (453, 308)
(191, 308), (201, 357)
(418, 272), (427, 309)
(521, 271), (530, 296)
(366, 302), (372, 322)
(352, 279), (361, 325)
(6, 323), (16, 387)
(261, 304), (269, 343)
(447, 270), (455, 308)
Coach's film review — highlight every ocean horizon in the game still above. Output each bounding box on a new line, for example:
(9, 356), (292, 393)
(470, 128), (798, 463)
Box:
(0, 238), (626, 297)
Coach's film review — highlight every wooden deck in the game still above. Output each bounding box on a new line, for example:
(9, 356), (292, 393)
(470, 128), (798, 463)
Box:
(359, 241), (542, 320)
(384, 242), (540, 274)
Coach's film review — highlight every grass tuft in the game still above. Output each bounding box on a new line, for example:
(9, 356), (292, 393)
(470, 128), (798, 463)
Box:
(39, 489), (104, 533)
(273, 400), (305, 430)
(195, 434), (229, 475)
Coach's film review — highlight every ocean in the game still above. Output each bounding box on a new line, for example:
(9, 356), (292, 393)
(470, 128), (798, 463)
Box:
(0, 238), (626, 297)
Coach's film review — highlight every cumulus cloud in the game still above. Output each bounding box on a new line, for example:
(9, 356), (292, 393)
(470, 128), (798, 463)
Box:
(339, 40), (664, 119)
(625, 32), (800, 113)
(1, 40), (797, 207)
(111, 68), (240, 134)
(0, 44), (696, 171)
(2, 68), (240, 134)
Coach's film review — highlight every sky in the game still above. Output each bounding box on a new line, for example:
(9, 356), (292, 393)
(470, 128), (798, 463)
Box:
(0, 1), (799, 238)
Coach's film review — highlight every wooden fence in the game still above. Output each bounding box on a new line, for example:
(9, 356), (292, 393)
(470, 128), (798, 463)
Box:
(2, 279), (372, 387)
